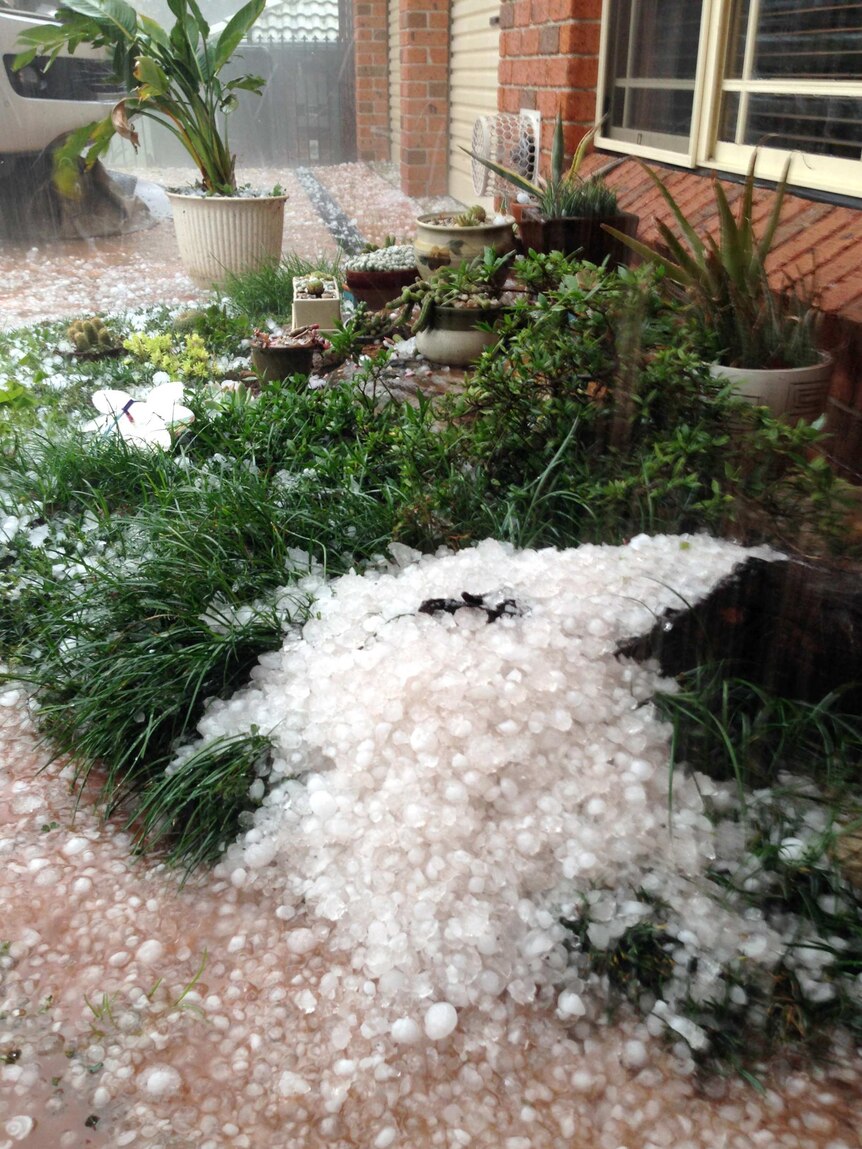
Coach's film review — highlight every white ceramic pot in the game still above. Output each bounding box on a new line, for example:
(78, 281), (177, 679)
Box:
(414, 305), (504, 366)
(709, 352), (833, 421)
(167, 192), (287, 288)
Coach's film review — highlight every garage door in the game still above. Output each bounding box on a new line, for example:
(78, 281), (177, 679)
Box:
(388, 0), (401, 164)
(447, 0), (501, 207)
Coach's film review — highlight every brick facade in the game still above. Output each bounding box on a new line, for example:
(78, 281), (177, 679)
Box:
(354, 0), (390, 162)
(499, 0), (601, 168)
(352, 0), (862, 472)
(397, 0), (451, 196)
(353, 0), (451, 195)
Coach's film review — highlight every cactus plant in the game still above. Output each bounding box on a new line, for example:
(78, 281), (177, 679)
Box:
(66, 317), (121, 356)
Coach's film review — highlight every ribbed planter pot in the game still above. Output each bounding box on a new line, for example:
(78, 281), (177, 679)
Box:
(518, 209), (639, 267)
(414, 305), (505, 366)
(414, 213), (516, 282)
(167, 192), (287, 288)
(709, 353), (833, 421)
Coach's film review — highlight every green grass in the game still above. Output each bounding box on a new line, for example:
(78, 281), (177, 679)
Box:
(220, 251), (343, 323)
(0, 254), (858, 880)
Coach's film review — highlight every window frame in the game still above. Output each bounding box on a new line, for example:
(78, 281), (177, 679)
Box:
(596, 0), (862, 200)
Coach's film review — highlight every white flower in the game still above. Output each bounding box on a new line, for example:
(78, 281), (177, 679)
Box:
(82, 383), (194, 450)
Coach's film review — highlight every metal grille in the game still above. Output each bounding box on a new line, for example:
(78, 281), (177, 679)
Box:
(470, 113), (537, 196)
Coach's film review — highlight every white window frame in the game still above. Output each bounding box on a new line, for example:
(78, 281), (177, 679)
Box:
(596, 0), (862, 199)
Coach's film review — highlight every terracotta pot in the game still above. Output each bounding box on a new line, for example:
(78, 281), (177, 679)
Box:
(414, 213), (516, 282)
(414, 304), (505, 366)
(345, 267), (419, 311)
(518, 209), (639, 267)
(251, 343), (314, 383)
(167, 192), (287, 288)
(709, 352), (833, 421)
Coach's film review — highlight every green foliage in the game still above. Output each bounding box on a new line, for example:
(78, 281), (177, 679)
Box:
(123, 330), (212, 380)
(656, 667), (862, 802)
(604, 154), (821, 369)
(14, 0), (267, 195)
(220, 251), (343, 322)
(0, 255), (856, 875)
(391, 249), (512, 333)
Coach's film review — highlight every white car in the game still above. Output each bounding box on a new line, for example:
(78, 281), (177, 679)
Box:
(0, 1), (119, 155)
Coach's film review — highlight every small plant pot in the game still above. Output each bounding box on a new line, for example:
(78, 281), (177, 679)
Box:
(709, 353), (833, 421)
(519, 209), (639, 267)
(345, 267), (419, 311)
(291, 276), (341, 331)
(414, 305), (505, 366)
(414, 213), (516, 282)
(251, 343), (314, 383)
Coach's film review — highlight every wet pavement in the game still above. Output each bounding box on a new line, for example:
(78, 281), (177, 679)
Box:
(0, 162), (459, 331)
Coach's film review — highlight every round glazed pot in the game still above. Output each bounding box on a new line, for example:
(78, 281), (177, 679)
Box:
(709, 353), (833, 421)
(345, 267), (419, 310)
(414, 305), (504, 366)
(518, 209), (639, 267)
(167, 192), (287, 288)
(414, 213), (516, 282)
(251, 343), (314, 383)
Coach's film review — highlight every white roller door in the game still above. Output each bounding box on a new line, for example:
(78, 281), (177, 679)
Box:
(448, 0), (501, 207)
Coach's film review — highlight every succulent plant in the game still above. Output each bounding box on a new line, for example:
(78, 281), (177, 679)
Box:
(391, 249), (512, 334)
(454, 205), (487, 227)
(67, 317), (120, 355)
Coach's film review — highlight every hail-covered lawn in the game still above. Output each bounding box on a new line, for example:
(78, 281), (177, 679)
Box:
(0, 292), (860, 1148)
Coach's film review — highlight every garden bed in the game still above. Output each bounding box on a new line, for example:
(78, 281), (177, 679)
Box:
(0, 253), (860, 1146)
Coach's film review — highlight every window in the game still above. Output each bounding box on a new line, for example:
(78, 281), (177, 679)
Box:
(597, 0), (862, 198)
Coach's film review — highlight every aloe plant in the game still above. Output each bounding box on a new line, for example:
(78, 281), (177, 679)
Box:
(14, 0), (266, 197)
(603, 154), (821, 370)
(464, 112), (618, 219)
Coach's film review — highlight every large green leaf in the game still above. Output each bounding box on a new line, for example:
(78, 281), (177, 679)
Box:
(138, 15), (171, 50)
(567, 119), (604, 180)
(550, 112), (565, 186)
(57, 0), (138, 39)
(212, 0), (265, 72)
(601, 224), (689, 286)
(224, 75), (265, 95)
(13, 25), (70, 69)
(756, 154), (792, 265)
(713, 179), (746, 291)
(134, 55), (170, 96)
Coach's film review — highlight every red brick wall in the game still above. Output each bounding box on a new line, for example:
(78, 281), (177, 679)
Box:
(353, 0), (451, 195)
(354, 0), (390, 162)
(398, 0), (451, 196)
(499, 0), (601, 169)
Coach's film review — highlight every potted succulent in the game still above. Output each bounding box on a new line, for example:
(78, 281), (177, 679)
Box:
(344, 240), (419, 310)
(291, 274), (342, 332)
(604, 154), (831, 421)
(14, 0), (284, 287)
(251, 325), (329, 384)
(414, 203), (517, 282)
(465, 113), (638, 267)
(392, 249), (512, 366)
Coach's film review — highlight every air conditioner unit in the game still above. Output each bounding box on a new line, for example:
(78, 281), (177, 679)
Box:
(470, 110), (540, 197)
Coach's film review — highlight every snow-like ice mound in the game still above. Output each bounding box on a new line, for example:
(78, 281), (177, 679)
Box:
(205, 535), (775, 1041)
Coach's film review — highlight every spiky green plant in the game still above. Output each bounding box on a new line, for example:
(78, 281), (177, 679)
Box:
(603, 153), (821, 370)
(464, 112), (618, 218)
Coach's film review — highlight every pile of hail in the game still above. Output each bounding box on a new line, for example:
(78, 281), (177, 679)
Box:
(190, 533), (855, 1067)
